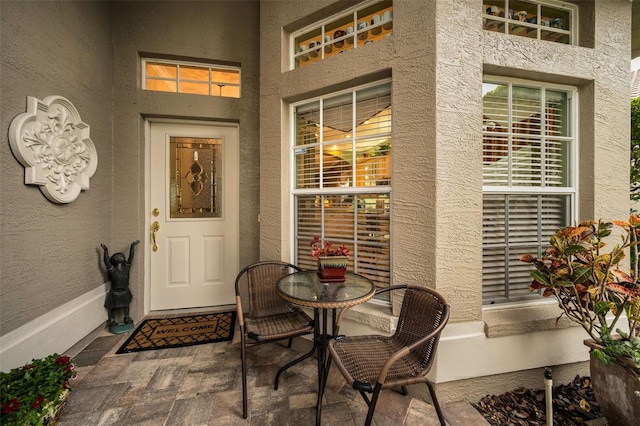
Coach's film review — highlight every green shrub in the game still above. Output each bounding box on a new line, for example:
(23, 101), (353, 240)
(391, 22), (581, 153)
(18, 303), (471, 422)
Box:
(0, 354), (76, 425)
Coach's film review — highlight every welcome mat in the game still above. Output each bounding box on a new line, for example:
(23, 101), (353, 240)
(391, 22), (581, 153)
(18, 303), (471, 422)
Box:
(116, 311), (236, 354)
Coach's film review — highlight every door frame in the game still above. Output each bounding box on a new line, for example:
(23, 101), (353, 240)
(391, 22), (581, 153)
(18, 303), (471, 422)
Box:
(143, 118), (240, 315)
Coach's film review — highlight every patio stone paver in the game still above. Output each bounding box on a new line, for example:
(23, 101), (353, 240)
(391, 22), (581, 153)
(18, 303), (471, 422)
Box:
(165, 394), (215, 425)
(57, 327), (489, 425)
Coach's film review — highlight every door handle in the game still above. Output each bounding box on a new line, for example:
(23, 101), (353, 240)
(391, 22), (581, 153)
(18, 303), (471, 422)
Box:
(151, 221), (160, 252)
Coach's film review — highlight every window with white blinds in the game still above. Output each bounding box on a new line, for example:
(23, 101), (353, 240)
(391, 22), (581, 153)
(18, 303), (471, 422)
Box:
(482, 78), (576, 304)
(292, 81), (391, 290)
(295, 194), (390, 289)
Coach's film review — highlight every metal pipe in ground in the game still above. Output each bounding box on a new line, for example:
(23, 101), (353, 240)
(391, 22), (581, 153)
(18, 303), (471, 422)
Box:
(545, 367), (553, 426)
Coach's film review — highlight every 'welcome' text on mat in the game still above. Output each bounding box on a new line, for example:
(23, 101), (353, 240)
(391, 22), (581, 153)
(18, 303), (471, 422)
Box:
(116, 312), (236, 354)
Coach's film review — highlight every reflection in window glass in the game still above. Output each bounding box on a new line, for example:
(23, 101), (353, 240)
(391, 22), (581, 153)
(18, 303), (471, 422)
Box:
(482, 78), (576, 304)
(143, 58), (241, 98)
(292, 0), (393, 69)
(294, 82), (392, 190)
(292, 81), (392, 292)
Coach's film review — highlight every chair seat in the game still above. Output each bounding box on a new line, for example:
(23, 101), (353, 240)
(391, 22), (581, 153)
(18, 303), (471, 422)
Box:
(330, 334), (426, 390)
(245, 309), (313, 342)
(327, 285), (449, 426)
(235, 261), (314, 419)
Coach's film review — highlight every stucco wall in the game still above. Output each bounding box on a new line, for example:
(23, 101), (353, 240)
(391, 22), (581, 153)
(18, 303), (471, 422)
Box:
(1, 0), (260, 366)
(0, 1), (113, 335)
(260, 0), (630, 322)
(110, 0), (261, 320)
(1, 0), (631, 399)
(260, 0), (444, 300)
(435, 0), (484, 321)
(260, 0), (480, 319)
(260, 0), (631, 402)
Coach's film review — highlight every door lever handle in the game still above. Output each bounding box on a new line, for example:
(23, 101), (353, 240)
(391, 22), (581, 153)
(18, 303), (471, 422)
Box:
(151, 221), (160, 252)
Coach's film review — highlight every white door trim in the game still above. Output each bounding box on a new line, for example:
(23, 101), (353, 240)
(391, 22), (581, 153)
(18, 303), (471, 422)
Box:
(143, 118), (240, 315)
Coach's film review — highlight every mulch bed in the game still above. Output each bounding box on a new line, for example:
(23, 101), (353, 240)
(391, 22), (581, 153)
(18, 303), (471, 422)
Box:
(473, 376), (606, 425)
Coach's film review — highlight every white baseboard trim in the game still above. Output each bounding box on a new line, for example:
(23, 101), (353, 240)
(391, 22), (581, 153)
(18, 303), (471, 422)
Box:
(336, 315), (591, 384)
(0, 284), (108, 372)
(434, 320), (591, 383)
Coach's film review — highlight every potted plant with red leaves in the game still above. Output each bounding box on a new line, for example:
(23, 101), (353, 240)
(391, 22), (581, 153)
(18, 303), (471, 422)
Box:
(520, 216), (640, 425)
(311, 236), (350, 282)
(1, 353), (76, 425)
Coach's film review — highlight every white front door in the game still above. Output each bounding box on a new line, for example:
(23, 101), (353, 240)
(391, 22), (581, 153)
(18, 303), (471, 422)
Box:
(149, 121), (239, 310)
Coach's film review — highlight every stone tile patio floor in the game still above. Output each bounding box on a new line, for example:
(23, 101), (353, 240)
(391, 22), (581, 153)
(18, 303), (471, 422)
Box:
(57, 323), (489, 426)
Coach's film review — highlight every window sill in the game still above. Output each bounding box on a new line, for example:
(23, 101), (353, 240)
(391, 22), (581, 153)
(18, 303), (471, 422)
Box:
(341, 301), (396, 334)
(483, 299), (576, 338)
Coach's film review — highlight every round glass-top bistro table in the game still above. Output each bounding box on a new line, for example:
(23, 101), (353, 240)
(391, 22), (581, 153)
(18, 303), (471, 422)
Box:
(277, 271), (375, 426)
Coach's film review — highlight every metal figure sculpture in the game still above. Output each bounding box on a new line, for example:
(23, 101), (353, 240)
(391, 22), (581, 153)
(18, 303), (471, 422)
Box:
(101, 240), (139, 332)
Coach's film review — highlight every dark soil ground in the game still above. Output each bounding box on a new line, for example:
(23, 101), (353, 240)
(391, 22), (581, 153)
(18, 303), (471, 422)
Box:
(473, 376), (606, 425)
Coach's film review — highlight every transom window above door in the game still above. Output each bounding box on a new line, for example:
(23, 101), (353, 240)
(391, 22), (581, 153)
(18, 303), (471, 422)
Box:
(142, 58), (240, 98)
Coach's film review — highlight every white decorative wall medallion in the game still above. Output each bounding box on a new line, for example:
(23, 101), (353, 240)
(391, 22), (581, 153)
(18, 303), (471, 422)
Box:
(9, 95), (98, 203)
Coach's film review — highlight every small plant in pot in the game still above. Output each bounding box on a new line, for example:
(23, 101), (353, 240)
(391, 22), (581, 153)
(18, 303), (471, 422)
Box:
(520, 216), (640, 425)
(311, 236), (350, 282)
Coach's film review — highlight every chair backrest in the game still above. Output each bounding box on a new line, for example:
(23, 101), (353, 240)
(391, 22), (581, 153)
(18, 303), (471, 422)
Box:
(393, 285), (450, 374)
(235, 261), (302, 318)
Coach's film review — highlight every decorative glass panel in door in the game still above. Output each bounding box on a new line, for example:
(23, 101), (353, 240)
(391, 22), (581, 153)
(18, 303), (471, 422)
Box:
(169, 137), (222, 218)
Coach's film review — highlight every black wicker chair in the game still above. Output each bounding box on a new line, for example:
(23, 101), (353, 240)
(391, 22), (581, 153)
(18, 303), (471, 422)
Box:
(234, 261), (315, 418)
(327, 284), (450, 426)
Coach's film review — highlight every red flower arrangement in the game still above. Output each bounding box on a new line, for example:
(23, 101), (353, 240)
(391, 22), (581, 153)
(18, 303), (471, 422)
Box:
(1, 353), (76, 425)
(310, 236), (350, 259)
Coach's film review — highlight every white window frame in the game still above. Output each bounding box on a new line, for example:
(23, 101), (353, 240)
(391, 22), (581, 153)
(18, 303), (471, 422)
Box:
(141, 57), (241, 98)
(289, 80), (392, 291)
(483, 0), (578, 46)
(289, 0), (393, 70)
(482, 76), (579, 304)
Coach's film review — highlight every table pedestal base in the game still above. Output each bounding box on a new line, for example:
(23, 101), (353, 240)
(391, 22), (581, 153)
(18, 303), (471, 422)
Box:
(274, 339), (317, 390)
(314, 308), (336, 426)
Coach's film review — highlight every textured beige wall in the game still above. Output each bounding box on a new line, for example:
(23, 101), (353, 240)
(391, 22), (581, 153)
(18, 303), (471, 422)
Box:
(0, 1), (113, 335)
(260, 0), (631, 321)
(260, 0), (480, 320)
(590, 0), (632, 221)
(260, 0), (631, 400)
(1, 0), (631, 397)
(435, 0), (484, 321)
(260, 0), (437, 296)
(110, 0), (261, 320)
(0, 0), (261, 337)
